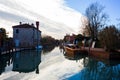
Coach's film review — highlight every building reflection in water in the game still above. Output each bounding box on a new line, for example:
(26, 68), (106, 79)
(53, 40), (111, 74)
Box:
(12, 50), (41, 74)
(0, 53), (13, 75)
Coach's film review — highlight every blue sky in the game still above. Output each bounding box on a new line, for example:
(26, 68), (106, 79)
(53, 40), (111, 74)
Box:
(65, 0), (120, 26)
(0, 0), (120, 39)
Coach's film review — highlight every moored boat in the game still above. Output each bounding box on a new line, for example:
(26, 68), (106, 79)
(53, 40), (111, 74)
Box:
(64, 44), (88, 55)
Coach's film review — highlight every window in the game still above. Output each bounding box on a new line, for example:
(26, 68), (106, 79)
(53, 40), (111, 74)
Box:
(16, 29), (19, 34)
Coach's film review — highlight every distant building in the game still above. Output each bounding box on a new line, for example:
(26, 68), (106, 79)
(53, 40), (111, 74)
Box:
(12, 22), (41, 48)
(64, 34), (76, 44)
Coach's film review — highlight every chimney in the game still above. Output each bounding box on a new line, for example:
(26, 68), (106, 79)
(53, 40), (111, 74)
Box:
(19, 22), (22, 25)
(31, 23), (34, 26)
(36, 21), (39, 30)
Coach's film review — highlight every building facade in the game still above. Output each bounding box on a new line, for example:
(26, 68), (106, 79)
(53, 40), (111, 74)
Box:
(0, 29), (2, 47)
(12, 22), (41, 48)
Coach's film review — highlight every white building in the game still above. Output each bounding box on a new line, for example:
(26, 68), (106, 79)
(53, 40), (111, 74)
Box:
(12, 22), (41, 48)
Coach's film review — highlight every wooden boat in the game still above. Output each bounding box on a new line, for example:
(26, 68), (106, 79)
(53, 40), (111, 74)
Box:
(64, 44), (88, 55)
(64, 44), (120, 60)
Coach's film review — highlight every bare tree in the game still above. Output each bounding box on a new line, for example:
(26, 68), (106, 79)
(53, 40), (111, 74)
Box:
(81, 16), (91, 36)
(85, 2), (108, 40)
(116, 18), (120, 29)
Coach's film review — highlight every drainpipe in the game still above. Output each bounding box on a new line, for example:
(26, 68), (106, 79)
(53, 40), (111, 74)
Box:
(36, 21), (39, 48)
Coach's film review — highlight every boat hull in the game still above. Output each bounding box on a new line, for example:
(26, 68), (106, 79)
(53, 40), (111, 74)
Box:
(64, 46), (88, 55)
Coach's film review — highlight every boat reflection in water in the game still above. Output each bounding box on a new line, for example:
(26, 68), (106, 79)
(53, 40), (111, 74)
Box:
(66, 56), (120, 80)
(12, 50), (41, 74)
(63, 48), (120, 80)
(64, 52), (87, 61)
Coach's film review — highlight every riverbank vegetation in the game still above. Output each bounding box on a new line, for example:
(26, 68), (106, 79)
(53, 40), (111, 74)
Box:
(0, 28), (13, 53)
(41, 35), (59, 47)
(99, 25), (120, 51)
(82, 2), (120, 51)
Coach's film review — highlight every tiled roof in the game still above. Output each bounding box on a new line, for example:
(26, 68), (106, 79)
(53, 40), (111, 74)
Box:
(12, 24), (41, 32)
(12, 24), (35, 28)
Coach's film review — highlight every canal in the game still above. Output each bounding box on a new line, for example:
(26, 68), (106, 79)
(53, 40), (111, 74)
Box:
(0, 47), (120, 80)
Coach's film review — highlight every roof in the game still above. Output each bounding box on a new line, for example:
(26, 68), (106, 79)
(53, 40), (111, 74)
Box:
(12, 24), (41, 32)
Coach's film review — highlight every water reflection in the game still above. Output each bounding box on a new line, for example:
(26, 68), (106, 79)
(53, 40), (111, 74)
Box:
(67, 57), (120, 80)
(59, 45), (65, 53)
(42, 45), (55, 54)
(1, 47), (120, 80)
(0, 53), (13, 75)
(64, 52), (87, 61)
(12, 50), (41, 74)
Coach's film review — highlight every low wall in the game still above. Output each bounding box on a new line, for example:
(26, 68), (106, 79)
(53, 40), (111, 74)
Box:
(89, 48), (120, 60)
(89, 49), (109, 59)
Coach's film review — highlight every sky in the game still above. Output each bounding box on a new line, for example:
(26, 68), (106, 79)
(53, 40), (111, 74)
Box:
(66, 0), (120, 26)
(0, 0), (120, 39)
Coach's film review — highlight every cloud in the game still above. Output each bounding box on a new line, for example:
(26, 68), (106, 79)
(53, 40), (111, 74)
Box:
(0, 10), (34, 23)
(0, 0), (85, 39)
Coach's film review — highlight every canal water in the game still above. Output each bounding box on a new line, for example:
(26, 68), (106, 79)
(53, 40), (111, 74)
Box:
(0, 47), (120, 80)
